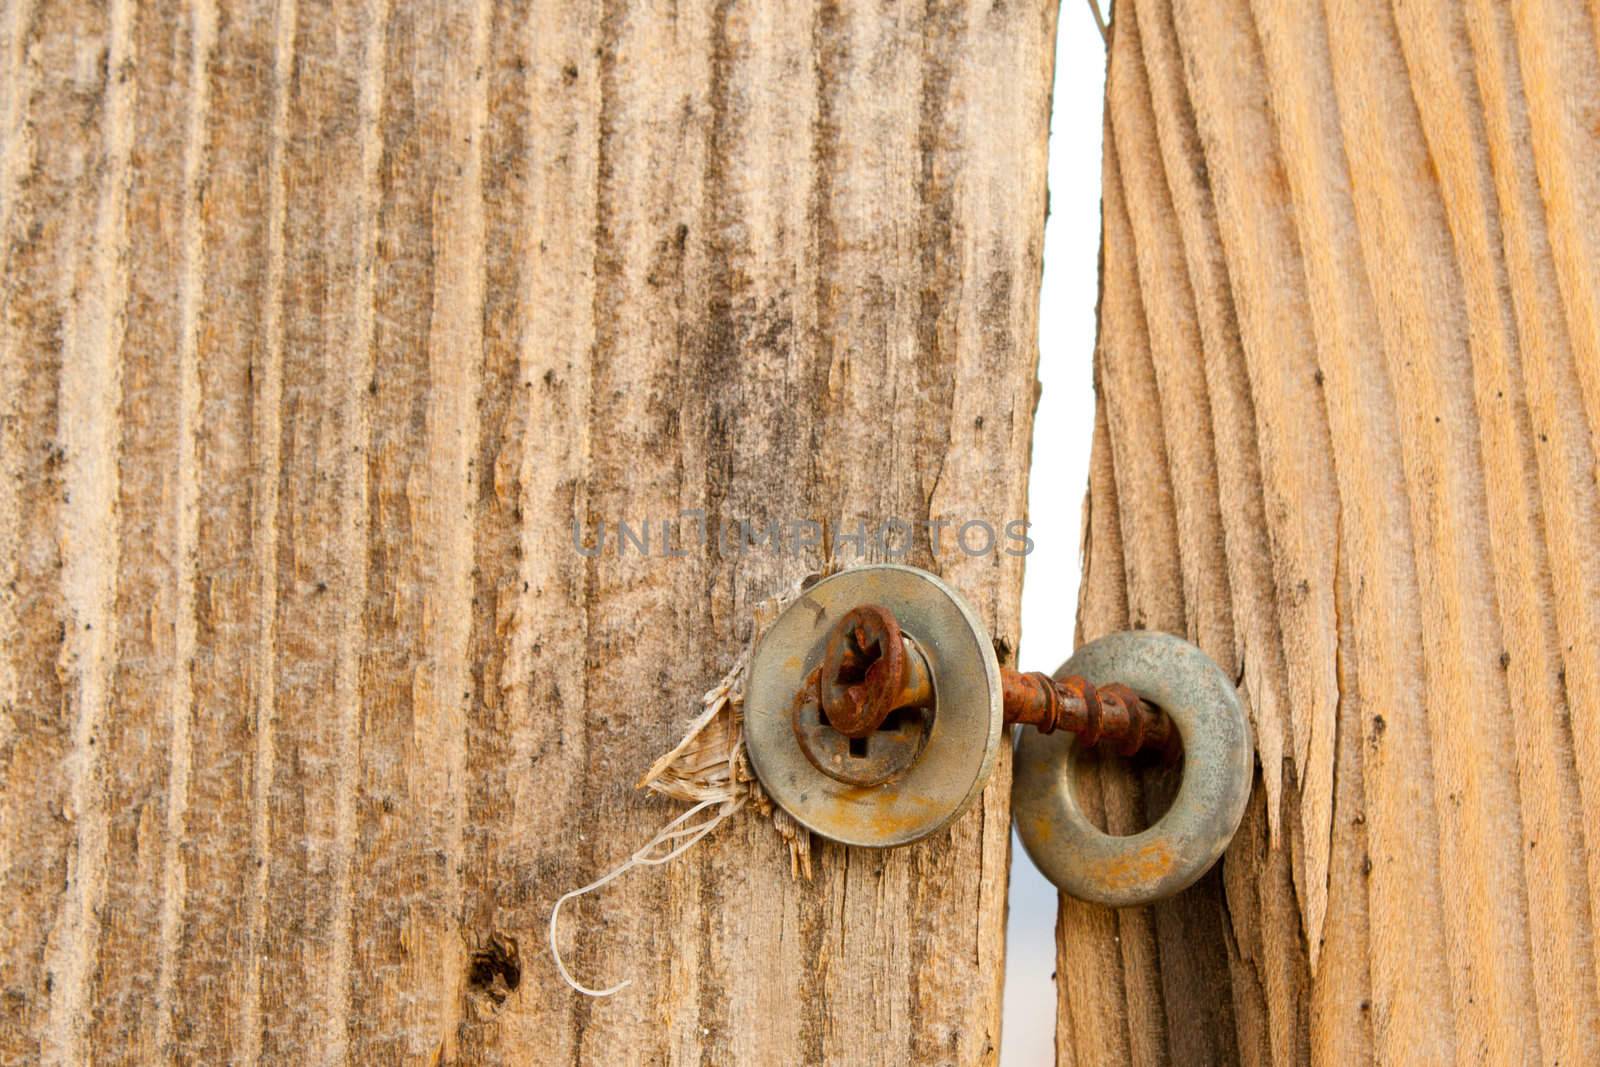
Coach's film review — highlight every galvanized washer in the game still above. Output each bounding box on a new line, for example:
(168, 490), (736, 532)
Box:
(745, 565), (1003, 848)
(1012, 631), (1252, 906)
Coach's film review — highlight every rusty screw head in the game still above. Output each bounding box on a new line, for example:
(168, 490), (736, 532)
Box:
(818, 605), (909, 738)
(802, 608), (938, 787)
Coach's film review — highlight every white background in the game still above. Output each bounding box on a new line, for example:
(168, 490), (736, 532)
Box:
(1001, 10), (1107, 1063)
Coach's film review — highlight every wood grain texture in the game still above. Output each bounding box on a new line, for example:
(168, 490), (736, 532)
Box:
(1064, 0), (1600, 1063)
(0, 1), (1057, 1063)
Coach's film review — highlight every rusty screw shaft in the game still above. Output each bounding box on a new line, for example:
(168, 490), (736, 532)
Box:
(817, 603), (1176, 758)
(1001, 670), (1173, 757)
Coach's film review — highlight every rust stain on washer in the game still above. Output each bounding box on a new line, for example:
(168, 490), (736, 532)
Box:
(834, 790), (945, 841)
(1093, 841), (1176, 890)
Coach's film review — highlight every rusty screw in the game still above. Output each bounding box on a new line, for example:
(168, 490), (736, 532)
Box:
(816, 603), (1176, 758)
(1000, 671), (1173, 757)
(816, 605), (902, 738)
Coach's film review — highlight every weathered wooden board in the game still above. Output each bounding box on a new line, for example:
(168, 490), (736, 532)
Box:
(1064, 0), (1600, 1063)
(0, 1), (1058, 1063)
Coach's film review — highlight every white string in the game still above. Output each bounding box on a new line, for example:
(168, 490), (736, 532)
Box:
(548, 570), (832, 998)
(548, 792), (748, 997)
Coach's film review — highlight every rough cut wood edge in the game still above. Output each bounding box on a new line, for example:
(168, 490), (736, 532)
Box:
(1062, 0), (1600, 1063)
(0, 2), (1059, 1063)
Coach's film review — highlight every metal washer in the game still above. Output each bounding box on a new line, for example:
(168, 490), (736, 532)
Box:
(1012, 630), (1253, 906)
(745, 565), (1003, 848)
